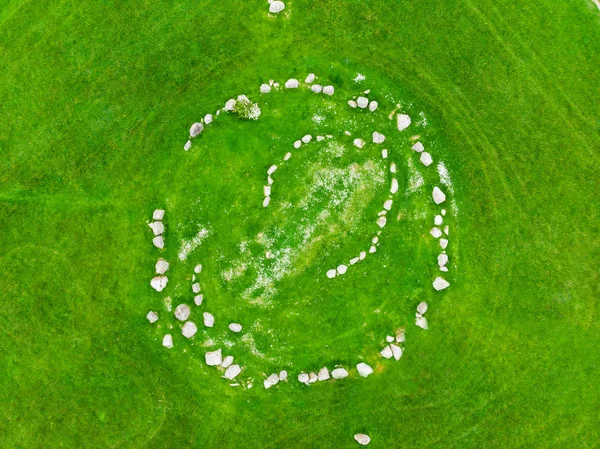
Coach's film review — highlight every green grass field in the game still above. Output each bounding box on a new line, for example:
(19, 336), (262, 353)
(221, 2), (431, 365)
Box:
(1, 1), (599, 448)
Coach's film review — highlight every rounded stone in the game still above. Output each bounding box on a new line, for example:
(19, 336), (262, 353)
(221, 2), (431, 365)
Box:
(174, 304), (191, 321)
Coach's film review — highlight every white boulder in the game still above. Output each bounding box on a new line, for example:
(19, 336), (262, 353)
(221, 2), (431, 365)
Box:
(396, 113), (411, 131)
(221, 356), (234, 368)
(433, 277), (450, 291)
(264, 373), (279, 389)
(260, 84), (271, 93)
(323, 85), (334, 95)
(152, 236), (164, 249)
(420, 152), (433, 167)
(146, 311), (158, 323)
(192, 283), (201, 293)
(229, 323), (242, 333)
(205, 349), (222, 366)
(149, 219), (165, 234)
(203, 312), (215, 327)
(353, 138), (365, 148)
(189, 122), (204, 138)
(223, 364), (241, 379)
(331, 368), (348, 379)
(390, 343), (403, 360)
(432, 186), (446, 204)
(434, 215), (443, 225)
(298, 373), (309, 384)
(204, 114), (213, 124)
(356, 363), (373, 377)
(337, 265), (348, 275)
(302, 134), (312, 143)
(380, 346), (393, 359)
(279, 370), (288, 381)
(224, 99), (236, 111)
(194, 264), (202, 274)
(194, 294), (203, 306)
(263, 196), (271, 207)
(162, 334), (173, 348)
(285, 79), (299, 89)
(440, 238), (448, 249)
(415, 316), (428, 330)
(267, 164), (278, 175)
(438, 253), (448, 267)
(417, 302), (428, 314)
(357, 96), (369, 108)
(354, 434), (371, 446)
(326, 269), (337, 279)
(430, 227), (442, 238)
(383, 199), (393, 211)
(184, 140), (191, 151)
(150, 276), (168, 292)
(153, 209), (165, 220)
(412, 142), (424, 153)
(311, 84), (323, 93)
(318, 367), (330, 381)
(264, 185), (271, 196)
(372, 132), (385, 144)
(155, 259), (169, 274)
(182, 321), (197, 338)
(368, 101), (378, 111)
(348, 100), (357, 108)
(377, 216), (387, 228)
(305, 73), (315, 83)
(269, 1), (285, 14)
(390, 178), (399, 194)
(174, 304), (191, 321)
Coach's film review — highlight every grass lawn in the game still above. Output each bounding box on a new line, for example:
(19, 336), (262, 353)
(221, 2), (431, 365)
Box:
(1, 0), (599, 448)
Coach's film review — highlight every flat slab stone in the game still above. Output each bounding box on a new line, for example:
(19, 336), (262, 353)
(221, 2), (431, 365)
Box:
(153, 209), (165, 220)
(432, 186), (446, 204)
(356, 362), (373, 377)
(205, 349), (222, 366)
(354, 434), (371, 445)
(152, 236), (164, 249)
(223, 364), (241, 379)
(396, 113), (411, 131)
(150, 276), (168, 292)
(146, 311), (158, 323)
(182, 321), (197, 338)
(203, 312), (215, 327)
(228, 323), (242, 333)
(155, 259), (169, 274)
(433, 277), (450, 291)
(174, 304), (191, 321)
(331, 368), (348, 379)
(162, 334), (173, 348)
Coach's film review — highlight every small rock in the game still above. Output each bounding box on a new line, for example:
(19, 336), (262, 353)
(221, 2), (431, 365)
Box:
(150, 276), (168, 292)
(417, 302), (428, 314)
(205, 349), (222, 366)
(441, 209), (447, 216)
(396, 331), (405, 343)
(353, 138), (365, 148)
(369, 245), (377, 253)
(194, 264), (202, 274)
(269, 1), (285, 14)
(318, 367), (330, 381)
(359, 251), (366, 260)
(390, 343), (403, 360)
(285, 78), (299, 89)
(444, 225), (449, 235)
(432, 186), (446, 204)
(309, 372), (318, 383)
(305, 73), (315, 83)
(263, 196), (271, 207)
(182, 321), (197, 338)
(162, 334), (173, 348)
(223, 364), (241, 379)
(155, 259), (169, 274)
(311, 84), (323, 93)
(152, 236), (165, 249)
(354, 434), (371, 446)
(204, 114), (213, 124)
(298, 373), (309, 384)
(390, 178), (399, 194)
(302, 134), (312, 143)
(372, 132), (385, 144)
(317, 136), (325, 141)
(433, 277), (450, 291)
(192, 283), (201, 293)
(348, 100), (358, 108)
(146, 311), (158, 323)
(440, 238), (449, 249)
(148, 221), (164, 236)
(323, 85), (334, 95)
(279, 370), (288, 381)
(430, 227), (442, 238)
(357, 96), (369, 108)
(190, 122), (204, 138)
(293, 140), (302, 149)
(390, 163), (397, 173)
(194, 294), (203, 306)
(264, 185), (271, 196)
(396, 113), (411, 131)
(153, 209), (165, 220)
(420, 152), (433, 167)
(356, 363), (373, 377)
(383, 199), (393, 211)
(337, 265), (348, 275)
(326, 269), (337, 279)
(438, 253), (448, 267)
(267, 175), (274, 185)
(377, 216), (387, 228)
(350, 257), (360, 265)
(224, 99), (236, 111)
(331, 368), (348, 379)
(369, 101), (378, 111)
(416, 316), (428, 330)
(229, 323), (242, 333)
(412, 142), (424, 153)
(260, 83), (271, 94)
(386, 335), (394, 343)
(222, 356), (234, 368)
(267, 165), (278, 175)
(184, 140), (192, 151)
(434, 215), (443, 225)
(264, 373), (279, 389)
(174, 304), (191, 321)
(380, 346), (393, 359)
(203, 312), (215, 327)
(381, 149), (388, 158)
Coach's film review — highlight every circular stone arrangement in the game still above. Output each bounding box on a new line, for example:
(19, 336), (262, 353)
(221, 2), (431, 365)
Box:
(144, 70), (457, 394)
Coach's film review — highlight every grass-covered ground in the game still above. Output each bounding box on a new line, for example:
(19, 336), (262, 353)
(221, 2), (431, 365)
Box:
(1, 1), (599, 447)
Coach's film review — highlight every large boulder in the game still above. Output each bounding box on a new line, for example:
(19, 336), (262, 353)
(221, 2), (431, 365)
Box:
(354, 434), (371, 446)
(174, 304), (191, 321)
(223, 364), (241, 380)
(181, 321), (197, 338)
(356, 363), (373, 377)
(432, 186), (446, 204)
(205, 349), (222, 366)
(189, 122), (204, 138)
(150, 276), (168, 292)
(155, 259), (169, 274)
(396, 113), (411, 131)
(269, 1), (285, 13)
(331, 368), (348, 379)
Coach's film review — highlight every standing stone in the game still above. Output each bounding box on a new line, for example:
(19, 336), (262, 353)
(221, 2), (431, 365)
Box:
(279, 370), (288, 381)
(432, 186), (446, 204)
(263, 196), (271, 207)
(348, 100), (358, 108)
(354, 434), (371, 446)
(264, 185), (271, 196)
(192, 283), (201, 293)
(390, 178), (399, 194)
(302, 134), (313, 143)
(203, 312), (215, 327)
(204, 114), (213, 124)
(356, 363), (373, 377)
(224, 99), (236, 111)
(298, 373), (310, 384)
(438, 253), (448, 267)
(194, 294), (203, 306)
(155, 259), (169, 274)
(174, 304), (191, 321)
(323, 85), (335, 95)
(148, 221), (164, 236)
(267, 165), (278, 175)
(440, 238), (449, 249)
(327, 269), (337, 279)
(433, 277), (450, 291)
(194, 264), (202, 274)
(430, 228), (443, 238)
(331, 368), (349, 379)
(269, 1), (285, 13)
(264, 373), (280, 389)
(190, 122), (204, 138)
(182, 321), (197, 338)
(434, 215), (443, 226)
(205, 349), (222, 366)
(285, 79), (299, 89)
(162, 334), (173, 348)
(377, 216), (387, 228)
(383, 199), (393, 211)
(146, 311), (158, 323)
(152, 236), (165, 249)
(223, 364), (241, 380)
(150, 276), (168, 292)
(221, 356), (234, 368)
(337, 265), (348, 275)
(153, 209), (165, 220)
(309, 373), (318, 383)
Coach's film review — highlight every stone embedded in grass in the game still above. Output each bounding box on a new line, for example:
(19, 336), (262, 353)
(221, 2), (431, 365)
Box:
(354, 434), (371, 446)
(441, 209), (447, 216)
(184, 140), (191, 151)
(386, 335), (394, 343)
(260, 84), (271, 93)
(434, 215), (443, 225)
(420, 152), (433, 167)
(279, 370), (288, 381)
(204, 114), (213, 124)
(353, 138), (365, 148)
(152, 236), (164, 249)
(205, 349), (222, 366)
(162, 334), (173, 348)
(383, 199), (393, 211)
(390, 344), (403, 360)
(359, 251), (366, 260)
(337, 264), (348, 275)
(350, 257), (360, 265)
(440, 238), (448, 249)
(223, 364), (241, 380)
(348, 100), (358, 108)
(153, 209), (165, 220)
(323, 85), (335, 95)
(415, 316), (428, 330)
(192, 283), (201, 293)
(293, 140), (302, 148)
(381, 149), (388, 158)
(146, 311), (158, 323)
(417, 302), (428, 315)
(380, 346), (393, 359)
(228, 323), (242, 333)
(203, 312), (215, 327)
(264, 373), (280, 389)
(369, 100), (378, 111)
(194, 264), (202, 274)
(305, 73), (315, 83)
(377, 216), (387, 228)
(194, 294), (203, 306)
(317, 136), (325, 141)
(148, 221), (164, 236)
(372, 132), (385, 144)
(369, 245), (377, 253)
(284, 152), (291, 161)
(433, 277), (450, 291)
(412, 142), (424, 153)
(285, 79), (299, 89)
(396, 113), (412, 131)
(269, 1), (285, 14)
(221, 356), (234, 368)
(189, 122), (204, 138)
(150, 276), (168, 292)
(302, 134), (312, 143)
(444, 225), (449, 235)
(357, 96), (369, 108)
(430, 227), (442, 238)
(390, 178), (399, 194)
(432, 186), (446, 204)
(318, 367), (330, 381)
(390, 163), (397, 173)
(438, 253), (448, 267)
(331, 368), (348, 379)
(396, 331), (405, 343)
(174, 304), (191, 321)
(224, 99), (236, 111)
(267, 164), (278, 175)
(155, 259), (169, 274)
(356, 362), (373, 377)
(267, 175), (274, 185)
(182, 321), (197, 338)
(298, 373), (309, 384)
(263, 196), (271, 207)
(264, 185), (271, 196)
(326, 269), (337, 279)
(309, 372), (318, 383)
(311, 84), (323, 93)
